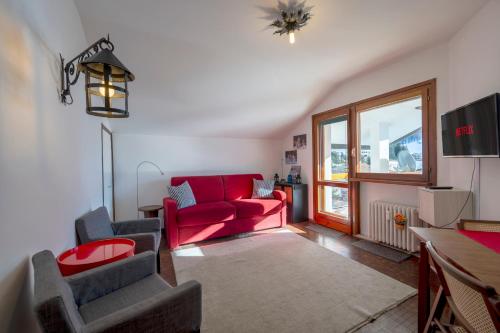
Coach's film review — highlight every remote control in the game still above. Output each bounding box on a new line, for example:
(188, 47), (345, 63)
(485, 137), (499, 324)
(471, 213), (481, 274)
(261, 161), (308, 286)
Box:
(427, 186), (453, 190)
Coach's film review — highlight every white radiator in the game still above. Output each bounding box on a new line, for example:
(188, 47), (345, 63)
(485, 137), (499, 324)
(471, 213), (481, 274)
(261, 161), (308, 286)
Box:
(368, 200), (423, 252)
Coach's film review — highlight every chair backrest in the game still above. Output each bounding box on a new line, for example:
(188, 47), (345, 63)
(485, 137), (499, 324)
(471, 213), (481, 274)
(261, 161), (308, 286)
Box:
(32, 250), (84, 333)
(75, 206), (114, 244)
(222, 174), (264, 201)
(426, 241), (500, 333)
(457, 219), (500, 232)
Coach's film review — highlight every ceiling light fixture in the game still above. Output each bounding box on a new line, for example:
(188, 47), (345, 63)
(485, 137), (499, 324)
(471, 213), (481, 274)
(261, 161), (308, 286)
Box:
(59, 36), (135, 118)
(269, 0), (312, 44)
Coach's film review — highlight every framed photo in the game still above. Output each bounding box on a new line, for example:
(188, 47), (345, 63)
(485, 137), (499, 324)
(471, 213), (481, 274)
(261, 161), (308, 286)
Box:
(285, 150), (297, 164)
(293, 134), (307, 149)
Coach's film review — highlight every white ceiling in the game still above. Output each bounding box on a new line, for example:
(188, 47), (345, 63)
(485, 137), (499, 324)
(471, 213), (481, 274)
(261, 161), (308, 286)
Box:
(74, 0), (487, 139)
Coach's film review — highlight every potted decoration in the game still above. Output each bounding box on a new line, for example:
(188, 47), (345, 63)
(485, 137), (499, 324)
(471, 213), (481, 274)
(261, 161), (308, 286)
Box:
(394, 213), (407, 230)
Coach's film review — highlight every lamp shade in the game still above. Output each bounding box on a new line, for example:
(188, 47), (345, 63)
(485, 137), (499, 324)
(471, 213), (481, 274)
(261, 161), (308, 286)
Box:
(78, 49), (135, 118)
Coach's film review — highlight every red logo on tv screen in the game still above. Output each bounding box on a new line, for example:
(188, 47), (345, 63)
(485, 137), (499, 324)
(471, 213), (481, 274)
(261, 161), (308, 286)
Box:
(455, 125), (474, 137)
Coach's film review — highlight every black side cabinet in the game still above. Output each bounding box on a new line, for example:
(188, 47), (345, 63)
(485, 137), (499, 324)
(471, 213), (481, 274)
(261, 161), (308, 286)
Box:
(274, 183), (308, 223)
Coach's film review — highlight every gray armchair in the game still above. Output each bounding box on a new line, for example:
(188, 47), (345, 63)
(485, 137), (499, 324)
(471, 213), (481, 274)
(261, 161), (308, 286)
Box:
(33, 250), (202, 333)
(76, 206), (161, 272)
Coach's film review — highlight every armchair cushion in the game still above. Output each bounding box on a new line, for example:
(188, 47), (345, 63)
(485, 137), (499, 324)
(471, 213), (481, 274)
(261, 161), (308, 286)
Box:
(177, 201), (236, 227)
(75, 207), (114, 244)
(112, 218), (160, 235)
(230, 199), (282, 219)
(66, 251), (156, 306)
(78, 275), (169, 323)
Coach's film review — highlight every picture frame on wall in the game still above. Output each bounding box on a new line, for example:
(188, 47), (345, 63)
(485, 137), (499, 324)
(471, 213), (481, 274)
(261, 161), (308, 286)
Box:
(285, 150), (298, 164)
(293, 134), (307, 149)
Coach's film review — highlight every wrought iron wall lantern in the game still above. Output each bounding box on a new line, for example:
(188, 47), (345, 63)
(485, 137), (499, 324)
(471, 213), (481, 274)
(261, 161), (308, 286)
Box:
(60, 36), (135, 118)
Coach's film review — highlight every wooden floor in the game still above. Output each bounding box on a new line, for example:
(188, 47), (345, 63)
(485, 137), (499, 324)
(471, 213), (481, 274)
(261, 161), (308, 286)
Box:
(159, 222), (438, 333)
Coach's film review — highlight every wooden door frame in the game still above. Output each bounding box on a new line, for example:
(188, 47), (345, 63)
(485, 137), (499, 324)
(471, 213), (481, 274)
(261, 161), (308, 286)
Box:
(312, 106), (357, 234)
(101, 124), (115, 221)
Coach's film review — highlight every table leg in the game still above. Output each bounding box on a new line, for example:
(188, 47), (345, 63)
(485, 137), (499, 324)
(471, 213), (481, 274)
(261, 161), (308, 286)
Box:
(418, 241), (430, 333)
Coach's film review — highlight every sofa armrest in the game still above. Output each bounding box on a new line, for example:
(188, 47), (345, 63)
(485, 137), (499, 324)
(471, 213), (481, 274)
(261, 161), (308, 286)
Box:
(272, 190), (286, 203)
(273, 190), (287, 227)
(119, 232), (158, 254)
(66, 251), (156, 306)
(112, 218), (160, 235)
(163, 197), (179, 249)
(84, 280), (202, 333)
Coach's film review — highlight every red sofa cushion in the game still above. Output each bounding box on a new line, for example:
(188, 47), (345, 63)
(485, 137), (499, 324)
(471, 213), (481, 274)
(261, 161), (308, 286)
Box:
(171, 176), (224, 203)
(222, 174), (263, 201)
(177, 201), (236, 227)
(230, 199), (282, 219)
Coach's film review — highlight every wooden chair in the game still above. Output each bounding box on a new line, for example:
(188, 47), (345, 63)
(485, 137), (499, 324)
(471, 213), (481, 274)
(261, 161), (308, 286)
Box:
(425, 241), (500, 333)
(457, 219), (500, 232)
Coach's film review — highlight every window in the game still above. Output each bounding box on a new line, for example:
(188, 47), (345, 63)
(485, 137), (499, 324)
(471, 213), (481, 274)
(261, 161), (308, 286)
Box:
(358, 96), (422, 174)
(353, 80), (436, 185)
(312, 79), (436, 235)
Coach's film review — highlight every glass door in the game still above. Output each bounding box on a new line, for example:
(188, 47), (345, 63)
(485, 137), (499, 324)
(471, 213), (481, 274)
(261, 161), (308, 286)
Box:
(313, 107), (354, 233)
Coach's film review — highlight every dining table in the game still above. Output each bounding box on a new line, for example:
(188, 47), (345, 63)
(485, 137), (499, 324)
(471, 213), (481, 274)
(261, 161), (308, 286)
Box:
(410, 227), (500, 333)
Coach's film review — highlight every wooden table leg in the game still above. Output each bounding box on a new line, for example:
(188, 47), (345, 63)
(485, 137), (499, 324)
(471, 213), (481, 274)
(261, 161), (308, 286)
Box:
(418, 241), (430, 333)
(424, 286), (445, 333)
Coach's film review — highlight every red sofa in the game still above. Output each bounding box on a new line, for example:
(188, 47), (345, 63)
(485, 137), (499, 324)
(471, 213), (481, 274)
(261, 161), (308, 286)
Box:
(163, 174), (286, 249)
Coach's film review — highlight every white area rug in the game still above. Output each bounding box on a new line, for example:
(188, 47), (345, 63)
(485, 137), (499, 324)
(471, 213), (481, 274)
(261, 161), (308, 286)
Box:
(173, 230), (416, 333)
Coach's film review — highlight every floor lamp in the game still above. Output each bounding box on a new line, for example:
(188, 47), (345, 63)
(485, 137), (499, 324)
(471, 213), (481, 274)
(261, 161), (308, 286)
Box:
(136, 161), (164, 218)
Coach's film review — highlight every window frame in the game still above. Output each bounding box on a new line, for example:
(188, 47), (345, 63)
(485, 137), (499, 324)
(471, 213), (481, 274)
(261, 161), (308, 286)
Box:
(351, 79), (437, 186)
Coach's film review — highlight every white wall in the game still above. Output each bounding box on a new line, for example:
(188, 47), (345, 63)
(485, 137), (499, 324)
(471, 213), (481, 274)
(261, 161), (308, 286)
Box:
(0, 1), (105, 331)
(114, 134), (282, 222)
(283, 44), (450, 235)
(448, 0), (500, 220)
(283, 0), (500, 235)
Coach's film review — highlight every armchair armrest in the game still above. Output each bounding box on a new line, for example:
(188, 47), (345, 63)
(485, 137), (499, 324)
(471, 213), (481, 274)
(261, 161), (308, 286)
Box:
(120, 232), (158, 254)
(66, 251), (156, 306)
(84, 280), (202, 333)
(164, 197), (179, 249)
(112, 218), (160, 235)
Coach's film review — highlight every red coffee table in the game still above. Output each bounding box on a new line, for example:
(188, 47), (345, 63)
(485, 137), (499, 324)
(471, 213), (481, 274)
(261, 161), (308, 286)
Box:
(57, 238), (135, 276)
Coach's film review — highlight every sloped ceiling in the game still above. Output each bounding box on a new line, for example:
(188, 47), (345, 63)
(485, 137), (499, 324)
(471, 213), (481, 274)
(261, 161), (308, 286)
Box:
(74, 0), (487, 139)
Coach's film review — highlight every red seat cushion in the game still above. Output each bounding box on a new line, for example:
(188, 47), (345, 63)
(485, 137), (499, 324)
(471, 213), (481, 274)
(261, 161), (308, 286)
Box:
(222, 174), (263, 201)
(230, 199), (282, 219)
(171, 176), (224, 203)
(177, 201), (236, 227)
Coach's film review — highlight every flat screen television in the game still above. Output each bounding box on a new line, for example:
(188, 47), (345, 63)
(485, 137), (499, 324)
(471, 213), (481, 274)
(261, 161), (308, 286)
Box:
(442, 93), (500, 157)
